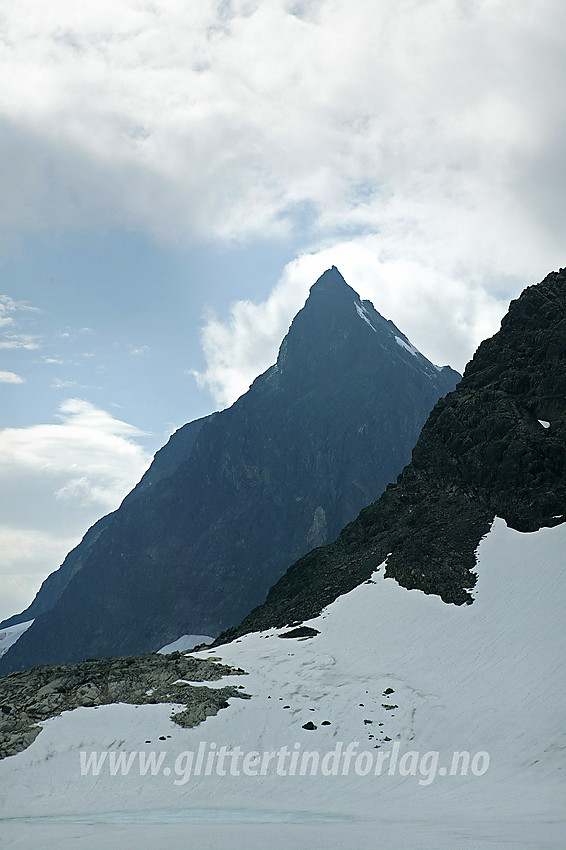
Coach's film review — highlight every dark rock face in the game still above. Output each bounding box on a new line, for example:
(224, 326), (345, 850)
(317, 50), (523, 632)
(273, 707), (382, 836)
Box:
(0, 267), (458, 674)
(0, 652), (248, 759)
(222, 268), (566, 638)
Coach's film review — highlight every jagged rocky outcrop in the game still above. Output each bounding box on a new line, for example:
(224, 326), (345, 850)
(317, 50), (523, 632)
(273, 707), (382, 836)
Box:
(0, 652), (248, 759)
(0, 267), (459, 674)
(221, 268), (566, 639)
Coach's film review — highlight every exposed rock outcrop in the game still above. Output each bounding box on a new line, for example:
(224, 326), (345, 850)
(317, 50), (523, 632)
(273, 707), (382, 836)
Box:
(0, 652), (248, 759)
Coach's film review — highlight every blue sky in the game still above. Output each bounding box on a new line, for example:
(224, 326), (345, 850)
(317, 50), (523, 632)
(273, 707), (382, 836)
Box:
(1, 0), (565, 620)
(1, 228), (303, 435)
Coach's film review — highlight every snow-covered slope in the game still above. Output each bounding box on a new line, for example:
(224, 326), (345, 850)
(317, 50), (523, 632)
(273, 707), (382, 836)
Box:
(0, 620), (33, 659)
(157, 634), (214, 654)
(0, 519), (564, 848)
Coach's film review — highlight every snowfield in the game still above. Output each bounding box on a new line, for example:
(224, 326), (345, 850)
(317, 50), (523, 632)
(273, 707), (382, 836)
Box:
(0, 620), (34, 659)
(157, 635), (214, 654)
(0, 518), (564, 848)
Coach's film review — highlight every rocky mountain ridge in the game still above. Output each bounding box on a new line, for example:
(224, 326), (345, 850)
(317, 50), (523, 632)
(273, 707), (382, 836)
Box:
(220, 267), (566, 640)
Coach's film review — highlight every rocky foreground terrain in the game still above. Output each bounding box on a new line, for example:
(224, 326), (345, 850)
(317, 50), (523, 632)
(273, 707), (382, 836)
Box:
(0, 652), (248, 759)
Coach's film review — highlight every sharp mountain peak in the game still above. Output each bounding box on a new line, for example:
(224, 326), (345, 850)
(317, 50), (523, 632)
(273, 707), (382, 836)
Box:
(0, 267), (460, 673)
(275, 266), (442, 382)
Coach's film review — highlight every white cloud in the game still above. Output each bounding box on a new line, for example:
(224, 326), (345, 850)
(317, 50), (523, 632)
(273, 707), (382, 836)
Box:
(0, 527), (79, 623)
(0, 398), (150, 510)
(0, 296), (41, 359)
(0, 371), (25, 384)
(2, 2), (564, 410)
(0, 334), (41, 350)
(191, 260), (312, 404)
(0, 399), (151, 620)
(0, 295), (38, 322)
(193, 242), (510, 405)
(0, 0), (564, 271)
(50, 378), (77, 389)
(0, 310), (15, 330)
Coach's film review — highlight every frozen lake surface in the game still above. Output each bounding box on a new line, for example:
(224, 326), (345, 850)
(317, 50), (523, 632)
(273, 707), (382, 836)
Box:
(1, 806), (352, 824)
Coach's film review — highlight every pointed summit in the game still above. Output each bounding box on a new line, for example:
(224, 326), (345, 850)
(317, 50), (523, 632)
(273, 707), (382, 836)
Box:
(276, 266), (443, 385)
(286, 266), (359, 334)
(307, 265), (357, 298)
(276, 266), (366, 377)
